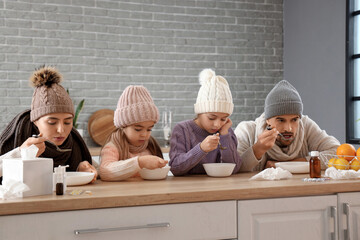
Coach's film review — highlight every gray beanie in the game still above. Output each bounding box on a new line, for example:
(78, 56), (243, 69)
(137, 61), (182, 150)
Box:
(264, 80), (303, 119)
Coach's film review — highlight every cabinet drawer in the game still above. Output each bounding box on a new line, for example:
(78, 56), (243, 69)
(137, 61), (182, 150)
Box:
(0, 201), (236, 240)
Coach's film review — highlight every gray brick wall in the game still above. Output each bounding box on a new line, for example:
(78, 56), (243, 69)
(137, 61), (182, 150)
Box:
(0, 0), (283, 147)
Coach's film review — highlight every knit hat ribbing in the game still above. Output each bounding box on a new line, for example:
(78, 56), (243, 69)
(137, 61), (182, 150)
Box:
(194, 69), (234, 115)
(264, 80), (303, 119)
(114, 85), (159, 128)
(30, 66), (74, 122)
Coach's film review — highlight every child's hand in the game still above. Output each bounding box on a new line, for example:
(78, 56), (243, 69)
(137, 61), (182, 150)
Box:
(219, 118), (232, 135)
(77, 161), (98, 183)
(138, 156), (168, 170)
(200, 134), (220, 153)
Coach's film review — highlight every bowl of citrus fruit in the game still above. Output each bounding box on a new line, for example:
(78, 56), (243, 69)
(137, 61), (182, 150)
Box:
(320, 143), (360, 171)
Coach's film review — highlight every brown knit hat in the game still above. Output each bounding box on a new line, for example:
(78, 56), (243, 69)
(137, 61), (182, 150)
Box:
(30, 66), (74, 122)
(114, 85), (159, 128)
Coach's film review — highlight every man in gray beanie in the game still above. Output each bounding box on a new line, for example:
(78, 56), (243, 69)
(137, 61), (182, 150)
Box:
(234, 80), (340, 171)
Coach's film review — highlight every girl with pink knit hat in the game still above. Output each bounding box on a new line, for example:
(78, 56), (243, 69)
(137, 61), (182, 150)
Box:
(99, 85), (167, 181)
(169, 69), (242, 175)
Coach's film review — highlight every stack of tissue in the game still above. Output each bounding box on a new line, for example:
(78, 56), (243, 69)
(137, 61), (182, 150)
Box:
(249, 167), (293, 181)
(2, 144), (53, 198)
(324, 167), (360, 180)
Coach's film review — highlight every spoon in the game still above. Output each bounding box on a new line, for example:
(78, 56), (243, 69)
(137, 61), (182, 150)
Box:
(32, 134), (72, 152)
(266, 126), (288, 141)
(213, 133), (227, 163)
(213, 133), (227, 150)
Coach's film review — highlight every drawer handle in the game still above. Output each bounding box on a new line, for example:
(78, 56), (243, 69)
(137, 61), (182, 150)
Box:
(343, 203), (350, 240)
(74, 222), (170, 235)
(330, 206), (338, 240)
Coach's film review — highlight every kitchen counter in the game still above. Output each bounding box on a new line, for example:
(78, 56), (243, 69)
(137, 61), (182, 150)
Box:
(1, 173), (360, 216)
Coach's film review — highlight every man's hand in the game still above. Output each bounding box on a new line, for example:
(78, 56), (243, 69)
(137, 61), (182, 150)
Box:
(252, 128), (278, 160)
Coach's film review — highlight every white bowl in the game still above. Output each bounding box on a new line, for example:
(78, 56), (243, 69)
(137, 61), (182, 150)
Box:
(203, 163), (236, 177)
(139, 166), (170, 180)
(275, 162), (309, 174)
(66, 172), (95, 186)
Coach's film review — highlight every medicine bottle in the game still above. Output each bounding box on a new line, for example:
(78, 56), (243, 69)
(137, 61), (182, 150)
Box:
(309, 151), (321, 178)
(54, 167), (64, 195)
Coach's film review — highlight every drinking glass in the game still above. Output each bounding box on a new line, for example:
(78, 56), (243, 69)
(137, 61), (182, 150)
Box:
(162, 110), (172, 147)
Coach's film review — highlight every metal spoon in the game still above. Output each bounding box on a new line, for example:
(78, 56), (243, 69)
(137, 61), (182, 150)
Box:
(213, 133), (227, 150)
(32, 134), (72, 152)
(266, 126), (287, 141)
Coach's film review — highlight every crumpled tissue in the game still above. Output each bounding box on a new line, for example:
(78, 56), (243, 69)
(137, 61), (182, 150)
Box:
(249, 167), (293, 181)
(324, 167), (360, 180)
(0, 179), (30, 200)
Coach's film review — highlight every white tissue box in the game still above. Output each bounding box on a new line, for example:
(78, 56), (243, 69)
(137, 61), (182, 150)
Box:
(3, 158), (53, 197)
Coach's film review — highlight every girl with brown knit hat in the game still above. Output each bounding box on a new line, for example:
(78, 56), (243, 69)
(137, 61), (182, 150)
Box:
(0, 66), (97, 183)
(99, 85), (167, 181)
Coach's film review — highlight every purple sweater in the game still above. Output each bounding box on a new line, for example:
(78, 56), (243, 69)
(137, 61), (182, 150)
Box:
(169, 119), (242, 176)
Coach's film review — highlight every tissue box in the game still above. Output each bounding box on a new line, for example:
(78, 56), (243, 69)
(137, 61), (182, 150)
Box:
(3, 158), (53, 197)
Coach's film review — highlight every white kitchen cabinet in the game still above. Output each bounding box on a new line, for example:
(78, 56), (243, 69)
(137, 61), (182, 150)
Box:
(338, 192), (360, 240)
(238, 195), (338, 240)
(0, 200), (236, 240)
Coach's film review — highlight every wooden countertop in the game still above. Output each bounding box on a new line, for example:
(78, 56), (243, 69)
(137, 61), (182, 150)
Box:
(1, 173), (360, 216)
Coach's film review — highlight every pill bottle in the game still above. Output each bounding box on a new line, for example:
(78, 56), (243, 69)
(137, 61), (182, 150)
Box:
(309, 151), (321, 178)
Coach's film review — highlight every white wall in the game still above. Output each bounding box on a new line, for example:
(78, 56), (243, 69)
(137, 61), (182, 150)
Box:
(284, 0), (346, 143)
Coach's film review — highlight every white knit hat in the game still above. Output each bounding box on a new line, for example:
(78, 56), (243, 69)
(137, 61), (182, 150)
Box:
(194, 69), (234, 115)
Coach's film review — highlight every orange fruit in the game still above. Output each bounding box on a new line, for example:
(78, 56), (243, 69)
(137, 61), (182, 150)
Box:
(336, 143), (356, 161)
(350, 159), (360, 171)
(328, 158), (336, 168)
(334, 158), (350, 170)
(356, 147), (360, 157)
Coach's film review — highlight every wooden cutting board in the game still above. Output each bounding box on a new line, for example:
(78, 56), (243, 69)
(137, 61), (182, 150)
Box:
(88, 109), (117, 146)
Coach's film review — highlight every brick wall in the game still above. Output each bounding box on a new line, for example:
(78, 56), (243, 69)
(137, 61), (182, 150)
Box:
(0, 0), (283, 147)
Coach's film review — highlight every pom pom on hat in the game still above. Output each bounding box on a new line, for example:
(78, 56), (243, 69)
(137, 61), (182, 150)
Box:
(30, 65), (62, 88)
(264, 80), (303, 119)
(114, 85), (159, 128)
(198, 68), (216, 86)
(30, 65), (74, 122)
(194, 68), (234, 115)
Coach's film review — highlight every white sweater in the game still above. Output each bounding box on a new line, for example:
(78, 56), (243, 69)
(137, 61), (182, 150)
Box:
(234, 114), (340, 172)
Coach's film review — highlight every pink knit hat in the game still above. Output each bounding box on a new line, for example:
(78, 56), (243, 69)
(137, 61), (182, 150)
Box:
(114, 85), (159, 128)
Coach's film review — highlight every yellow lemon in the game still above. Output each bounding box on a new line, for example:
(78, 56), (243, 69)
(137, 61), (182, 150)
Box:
(350, 159), (360, 171)
(334, 158), (350, 170)
(328, 158), (336, 168)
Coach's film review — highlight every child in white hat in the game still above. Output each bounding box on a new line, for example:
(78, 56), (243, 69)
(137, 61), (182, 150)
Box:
(169, 69), (242, 175)
(99, 85), (167, 181)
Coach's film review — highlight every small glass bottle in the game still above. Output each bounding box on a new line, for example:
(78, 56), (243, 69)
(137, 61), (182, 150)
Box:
(55, 168), (64, 195)
(309, 151), (321, 178)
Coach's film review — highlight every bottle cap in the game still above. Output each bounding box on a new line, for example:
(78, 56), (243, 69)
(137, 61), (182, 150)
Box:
(310, 151), (319, 157)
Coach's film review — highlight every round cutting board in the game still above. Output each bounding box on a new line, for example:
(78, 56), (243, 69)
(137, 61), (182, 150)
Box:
(88, 109), (117, 146)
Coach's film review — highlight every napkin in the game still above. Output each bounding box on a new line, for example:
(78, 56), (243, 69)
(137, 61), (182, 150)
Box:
(20, 144), (38, 160)
(0, 179), (30, 200)
(249, 167), (293, 181)
(324, 167), (360, 180)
